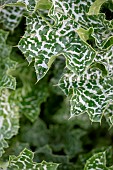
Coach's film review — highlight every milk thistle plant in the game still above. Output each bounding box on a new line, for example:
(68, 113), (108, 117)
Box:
(0, 0), (113, 169)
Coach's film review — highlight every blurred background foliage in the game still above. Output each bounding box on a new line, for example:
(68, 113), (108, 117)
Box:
(0, 0), (113, 169)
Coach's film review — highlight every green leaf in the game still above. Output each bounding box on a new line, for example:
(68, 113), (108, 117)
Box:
(49, 0), (94, 22)
(104, 103), (113, 127)
(20, 118), (49, 148)
(18, 12), (96, 81)
(84, 151), (113, 170)
(0, 89), (19, 157)
(50, 0), (113, 48)
(49, 124), (86, 158)
(88, 0), (107, 15)
(0, 6), (24, 32)
(52, 99), (92, 130)
(0, 0), (52, 12)
(11, 63), (49, 122)
(20, 71), (49, 122)
(58, 69), (106, 123)
(80, 14), (113, 48)
(2, 141), (30, 161)
(19, 0), (106, 82)
(95, 46), (113, 77)
(0, 161), (9, 170)
(0, 0), (35, 11)
(0, 29), (16, 90)
(76, 27), (94, 42)
(18, 0), (113, 83)
(59, 44), (113, 123)
(34, 145), (76, 170)
(0, 0), (51, 12)
(8, 148), (59, 170)
(34, 145), (69, 164)
(18, 0), (113, 124)
(20, 86), (49, 122)
(77, 146), (113, 169)
(0, 0), (24, 7)
(36, 0), (52, 10)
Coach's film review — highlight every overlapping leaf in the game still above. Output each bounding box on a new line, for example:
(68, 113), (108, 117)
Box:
(1, 0), (113, 169)
(84, 151), (113, 170)
(34, 145), (69, 164)
(0, 30), (19, 157)
(11, 63), (49, 122)
(95, 46), (113, 77)
(0, 89), (19, 157)
(59, 43), (113, 123)
(20, 86), (49, 122)
(77, 146), (113, 169)
(8, 148), (59, 170)
(52, 98), (92, 130)
(20, 118), (49, 148)
(0, 29), (16, 90)
(105, 103), (113, 127)
(0, 6), (24, 32)
(50, 0), (113, 48)
(78, 14), (113, 49)
(49, 0), (94, 23)
(34, 145), (75, 170)
(59, 70), (113, 123)
(17, 0), (113, 124)
(49, 124), (86, 158)
(0, 0), (36, 11)
(18, 0), (98, 81)
(0, 0), (51, 12)
(36, 0), (52, 10)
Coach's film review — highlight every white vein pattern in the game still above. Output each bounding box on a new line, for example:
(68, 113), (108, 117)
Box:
(0, 89), (19, 156)
(0, 6), (24, 31)
(8, 148), (59, 170)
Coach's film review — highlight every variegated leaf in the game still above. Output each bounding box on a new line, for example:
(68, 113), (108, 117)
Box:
(18, 10), (96, 81)
(0, 6), (24, 32)
(58, 34), (113, 123)
(50, 0), (113, 49)
(0, 29), (16, 90)
(49, 0), (94, 23)
(95, 46), (113, 77)
(19, 82), (49, 122)
(0, 1), (37, 14)
(59, 68), (105, 122)
(0, 89), (19, 157)
(78, 13), (113, 49)
(18, 0), (113, 82)
(8, 148), (59, 170)
(59, 62), (113, 123)
(3, 0), (113, 125)
(0, 0), (51, 12)
(104, 103), (113, 127)
(0, 0), (34, 8)
(84, 151), (113, 170)
(11, 63), (49, 122)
